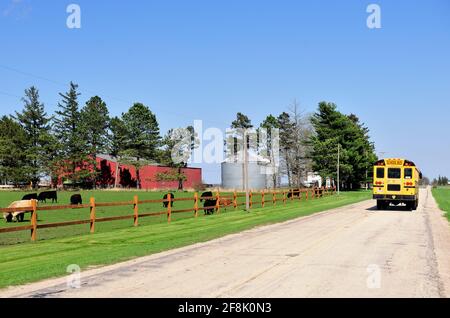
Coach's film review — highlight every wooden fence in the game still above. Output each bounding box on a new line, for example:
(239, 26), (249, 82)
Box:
(0, 187), (336, 242)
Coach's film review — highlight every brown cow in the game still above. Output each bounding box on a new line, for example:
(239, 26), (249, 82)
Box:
(219, 198), (232, 211)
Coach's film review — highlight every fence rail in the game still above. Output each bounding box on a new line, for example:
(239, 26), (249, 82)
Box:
(0, 187), (336, 242)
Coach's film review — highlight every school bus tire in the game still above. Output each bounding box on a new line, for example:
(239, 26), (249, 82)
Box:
(377, 200), (386, 210)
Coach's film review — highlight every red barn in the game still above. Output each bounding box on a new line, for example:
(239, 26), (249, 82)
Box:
(95, 154), (202, 190)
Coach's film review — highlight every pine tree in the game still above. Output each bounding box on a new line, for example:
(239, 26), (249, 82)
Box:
(0, 116), (29, 186)
(53, 82), (90, 186)
(110, 117), (127, 158)
(260, 115), (281, 188)
(80, 96), (110, 188)
(231, 112), (253, 129)
(309, 102), (377, 189)
(121, 103), (161, 188)
(14, 86), (52, 188)
(229, 112), (253, 157)
(346, 114), (377, 189)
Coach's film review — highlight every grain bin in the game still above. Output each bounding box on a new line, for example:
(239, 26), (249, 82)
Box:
(221, 150), (269, 190)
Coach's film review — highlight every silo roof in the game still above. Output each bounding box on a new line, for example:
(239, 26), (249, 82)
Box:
(222, 149), (271, 164)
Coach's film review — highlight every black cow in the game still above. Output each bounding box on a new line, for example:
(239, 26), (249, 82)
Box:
(163, 193), (175, 208)
(22, 193), (37, 201)
(38, 191), (58, 203)
(200, 191), (217, 215)
(70, 194), (83, 205)
(287, 189), (301, 199)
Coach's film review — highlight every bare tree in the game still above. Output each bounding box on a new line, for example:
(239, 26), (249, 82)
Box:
(287, 100), (314, 188)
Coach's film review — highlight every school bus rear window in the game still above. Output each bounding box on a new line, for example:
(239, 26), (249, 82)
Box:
(404, 168), (413, 179)
(376, 168), (385, 178)
(388, 168), (401, 179)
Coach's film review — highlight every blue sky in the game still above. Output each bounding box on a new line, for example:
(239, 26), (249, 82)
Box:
(1, 0), (449, 183)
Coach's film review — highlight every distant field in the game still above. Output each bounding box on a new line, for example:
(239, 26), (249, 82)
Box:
(0, 190), (370, 288)
(432, 187), (450, 221)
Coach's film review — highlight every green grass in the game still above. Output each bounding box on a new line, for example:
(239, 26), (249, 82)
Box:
(0, 190), (201, 245)
(432, 186), (450, 221)
(0, 190), (370, 289)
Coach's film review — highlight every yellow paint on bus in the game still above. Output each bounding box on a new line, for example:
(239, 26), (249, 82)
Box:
(373, 158), (422, 210)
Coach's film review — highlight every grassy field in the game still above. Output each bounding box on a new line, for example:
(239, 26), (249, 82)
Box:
(0, 190), (370, 289)
(0, 190), (203, 245)
(432, 187), (450, 221)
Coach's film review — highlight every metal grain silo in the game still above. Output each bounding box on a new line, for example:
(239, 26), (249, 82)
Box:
(221, 150), (268, 190)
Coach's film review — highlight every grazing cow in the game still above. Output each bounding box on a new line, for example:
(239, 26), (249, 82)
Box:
(22, 193), (37, 201)
(200, 191), (217, 215)
(287, 189), (301, 199)
(38, 191), (58, 203)
(70, 194), (83, 205)
(200, 191), (213, 202)
(3, 200), (33, 223)
(162, 193), (175, 208)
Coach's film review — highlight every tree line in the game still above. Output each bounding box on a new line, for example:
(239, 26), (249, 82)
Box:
(0, 84), (377, 190)
(0, 83), (188, 189)
(227, 101), (377, 190)
(433, 176), (449, 187)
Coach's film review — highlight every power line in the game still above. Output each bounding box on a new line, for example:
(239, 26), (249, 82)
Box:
(0, 64), (239, 128)
(0, 90), (22, 99)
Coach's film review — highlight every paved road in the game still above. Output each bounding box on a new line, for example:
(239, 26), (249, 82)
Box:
(2, 187), (450, 298)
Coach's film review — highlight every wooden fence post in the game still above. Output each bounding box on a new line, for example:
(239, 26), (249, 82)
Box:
(133, 195), (139, 227)
(306, 189), (309, 201)
(249, 191), (253, 209)
(216, 191), (220, 214)
(167, 193), (172, 223)
(233, 191), (237, 209)
(194, 192), (199, 218)
(273, 192), (276, 206)
(30, 199), (37, 242)
(261, 191), (265, 208)
(283, 191), (286, 205)
(90, 197), (96, 234)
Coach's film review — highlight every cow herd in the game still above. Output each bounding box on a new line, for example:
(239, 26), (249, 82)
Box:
(287, 188), (324, 198)
(162, 191), (232, 215)
(22, 191), (58, 203)
(5, 190), (243, 223)
(20, 191), (84, 205)
(3, 191), (84, 223)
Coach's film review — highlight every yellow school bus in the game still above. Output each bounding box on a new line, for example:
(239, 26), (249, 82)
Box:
(373, 158), (422, 210)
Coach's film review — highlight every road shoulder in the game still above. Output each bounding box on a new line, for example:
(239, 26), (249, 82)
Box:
(427, 187), (450, 297)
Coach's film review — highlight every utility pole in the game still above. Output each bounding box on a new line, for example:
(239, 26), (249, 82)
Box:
(244, 129), (250, 211)
(337, 143), (340, 195)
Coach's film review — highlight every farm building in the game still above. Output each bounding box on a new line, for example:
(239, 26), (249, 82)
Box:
(61, 154), (202, 190)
